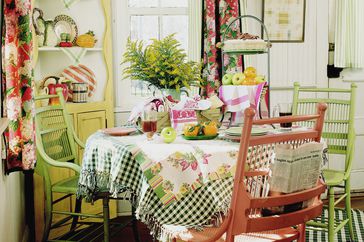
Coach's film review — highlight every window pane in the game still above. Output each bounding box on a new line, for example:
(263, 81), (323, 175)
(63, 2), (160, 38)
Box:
(161, 16), (188, 51)
(128, 0), (158, 7)
(130, 16), (159, 44)
(160, 0), (188, 7)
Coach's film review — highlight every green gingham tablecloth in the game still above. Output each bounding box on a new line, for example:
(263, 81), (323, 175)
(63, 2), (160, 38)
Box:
(77, 132), (235, 241)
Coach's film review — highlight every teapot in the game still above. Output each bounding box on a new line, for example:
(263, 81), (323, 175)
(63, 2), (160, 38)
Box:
(42, 76), (69, 105)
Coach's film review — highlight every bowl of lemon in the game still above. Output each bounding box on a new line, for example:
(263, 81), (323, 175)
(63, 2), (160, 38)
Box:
(182, 121), (219, 140)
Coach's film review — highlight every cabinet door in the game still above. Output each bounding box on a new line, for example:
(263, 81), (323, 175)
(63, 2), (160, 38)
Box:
(76, 111), (116, 218)
(77, 111), (106, 143)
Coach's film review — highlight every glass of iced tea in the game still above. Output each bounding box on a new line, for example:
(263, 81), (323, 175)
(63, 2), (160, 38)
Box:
(273, 103), (293, 129)
(142, 110), (157, 140)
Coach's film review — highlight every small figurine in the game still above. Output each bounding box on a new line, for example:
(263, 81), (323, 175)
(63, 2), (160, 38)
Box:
(59, 33), (73, 47)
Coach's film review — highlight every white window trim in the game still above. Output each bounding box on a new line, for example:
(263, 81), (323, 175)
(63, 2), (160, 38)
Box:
(112, 0), (202, 112)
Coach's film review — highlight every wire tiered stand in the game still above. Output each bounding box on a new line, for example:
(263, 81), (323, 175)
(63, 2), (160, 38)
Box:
(220, 15), (271, 122)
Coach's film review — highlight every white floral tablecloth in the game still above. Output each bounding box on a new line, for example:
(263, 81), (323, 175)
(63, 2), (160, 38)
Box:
(77, 132), (239, 241)
(129, 135), (239, 206)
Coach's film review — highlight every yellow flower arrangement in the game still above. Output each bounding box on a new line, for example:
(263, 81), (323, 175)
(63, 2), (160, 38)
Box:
(122, 34), (202, 91)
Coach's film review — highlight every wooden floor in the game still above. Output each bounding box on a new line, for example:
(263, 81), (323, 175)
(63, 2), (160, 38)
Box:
(326, 196), (364, 210)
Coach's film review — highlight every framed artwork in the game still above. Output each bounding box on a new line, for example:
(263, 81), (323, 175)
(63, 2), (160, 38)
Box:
(262, 0), (306, 42)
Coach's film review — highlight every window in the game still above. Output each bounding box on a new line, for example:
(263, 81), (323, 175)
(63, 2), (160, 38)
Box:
(113, 0), (201, 112)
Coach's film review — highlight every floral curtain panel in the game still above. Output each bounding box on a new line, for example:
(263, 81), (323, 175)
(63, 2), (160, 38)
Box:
(1, 0), (36, 172)
(202, 0), (243, 96)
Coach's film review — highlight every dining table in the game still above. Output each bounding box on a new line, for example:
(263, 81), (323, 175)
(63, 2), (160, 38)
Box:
(76, 129), (245, 241)
(76, 125), (317, 241)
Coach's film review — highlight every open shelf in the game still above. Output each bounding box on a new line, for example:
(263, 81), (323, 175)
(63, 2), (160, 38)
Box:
(38, 47), (103, 52)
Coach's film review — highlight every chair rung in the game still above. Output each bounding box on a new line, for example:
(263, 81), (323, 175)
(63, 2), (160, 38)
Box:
(332, 185), (345, 188)
(51, 216), (73, 229)
(306, 221), (328, 228)
(52, 210), (103, 219)
(52, 194), (73, 204)
(334, 193), (347, 206)
(48, 240), (77, 242)
(306, 226), (328, 232)
(334, 219), (349, 234)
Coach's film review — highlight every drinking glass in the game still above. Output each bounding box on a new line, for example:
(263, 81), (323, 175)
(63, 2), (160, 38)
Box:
(141, 110), (157, 140)
(273, 103), (293, 128)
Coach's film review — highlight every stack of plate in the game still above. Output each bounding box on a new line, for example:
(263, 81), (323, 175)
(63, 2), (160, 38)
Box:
(224, 126), (269, 141)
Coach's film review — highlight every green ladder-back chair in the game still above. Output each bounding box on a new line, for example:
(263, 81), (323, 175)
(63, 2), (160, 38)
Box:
(292, 82), (357, 242)
(35, 89), (140, 242)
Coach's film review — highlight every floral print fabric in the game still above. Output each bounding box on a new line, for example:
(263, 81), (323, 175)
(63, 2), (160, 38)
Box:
(202, 0), (242, 96)
(2, 0), (36, 172)
(132, 139), (239, 206)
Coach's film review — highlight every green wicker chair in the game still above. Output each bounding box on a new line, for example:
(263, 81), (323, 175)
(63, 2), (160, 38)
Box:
(292, 82), (357, 241)
(35, 89), (140, 242)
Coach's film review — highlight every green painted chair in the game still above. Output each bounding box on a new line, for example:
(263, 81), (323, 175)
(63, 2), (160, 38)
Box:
(292, 82), (357, 241)
(35, 89), (140, 242)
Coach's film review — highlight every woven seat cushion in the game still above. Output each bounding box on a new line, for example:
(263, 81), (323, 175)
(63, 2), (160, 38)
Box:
(52, 176), (79, 194)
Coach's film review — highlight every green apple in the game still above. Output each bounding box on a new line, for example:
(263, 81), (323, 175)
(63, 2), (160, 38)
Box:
(232, 73), (245, 85)
(255, 75), (265, 83)
(161, 127), (177, 143)
(222, 73), (233, 85)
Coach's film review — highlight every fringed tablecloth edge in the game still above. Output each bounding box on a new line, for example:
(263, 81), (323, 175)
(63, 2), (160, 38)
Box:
(137, 199), (231, 241)
(76, 169), (139, 205)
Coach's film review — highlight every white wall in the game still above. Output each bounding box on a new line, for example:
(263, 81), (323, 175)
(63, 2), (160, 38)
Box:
(0, 120), (26, 242)
(244, 0), (329, 109)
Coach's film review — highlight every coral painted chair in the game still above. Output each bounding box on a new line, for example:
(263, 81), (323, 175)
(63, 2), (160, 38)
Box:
(172, 103), (328, 242)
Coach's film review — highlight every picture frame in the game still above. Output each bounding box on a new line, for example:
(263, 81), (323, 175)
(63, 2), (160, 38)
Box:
(262, 0), (306, 42)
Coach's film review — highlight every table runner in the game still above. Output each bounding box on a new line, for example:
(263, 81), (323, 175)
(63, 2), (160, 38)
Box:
(77, 132), (235, 241)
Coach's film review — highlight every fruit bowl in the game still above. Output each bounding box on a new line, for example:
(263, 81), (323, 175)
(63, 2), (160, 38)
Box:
(182, 134), (219, 140)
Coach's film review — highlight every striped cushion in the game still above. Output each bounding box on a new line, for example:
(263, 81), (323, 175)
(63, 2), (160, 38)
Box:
(61, 64), (97, 100)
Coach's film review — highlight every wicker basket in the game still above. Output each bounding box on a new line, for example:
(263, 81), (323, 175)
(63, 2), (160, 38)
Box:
(149, 109), (221, 132)
(156, 111), (171, 132)
(197, 108), (222, 125)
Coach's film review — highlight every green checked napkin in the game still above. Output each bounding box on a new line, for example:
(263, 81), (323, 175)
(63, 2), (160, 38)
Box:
(60, 47), (87, 64)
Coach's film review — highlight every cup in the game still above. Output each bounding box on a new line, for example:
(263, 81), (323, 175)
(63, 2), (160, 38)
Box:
(273, 103), (293, 128)
(141, 110), (158, 140)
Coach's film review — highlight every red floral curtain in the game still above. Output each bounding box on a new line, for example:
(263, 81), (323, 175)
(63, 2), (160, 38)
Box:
(1, 0), (36, 172)
(202, 0), (243, 96)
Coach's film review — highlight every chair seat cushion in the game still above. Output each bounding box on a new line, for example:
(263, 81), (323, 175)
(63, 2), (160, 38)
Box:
(166, 224), (299, 242)
(52, 176), (79, 194)
(323, 169), (345, 186)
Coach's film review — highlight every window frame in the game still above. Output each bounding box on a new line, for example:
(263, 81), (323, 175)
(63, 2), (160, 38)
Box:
(112, 0), (200, 113)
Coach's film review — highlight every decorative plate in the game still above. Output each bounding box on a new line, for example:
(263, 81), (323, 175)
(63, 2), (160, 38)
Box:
(182, 134), (219, 140)
(61, 64), (97, 101)
(101, 127), (137, 136)
(225, 126), (271, 137)
(54, 15), (78, 44)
